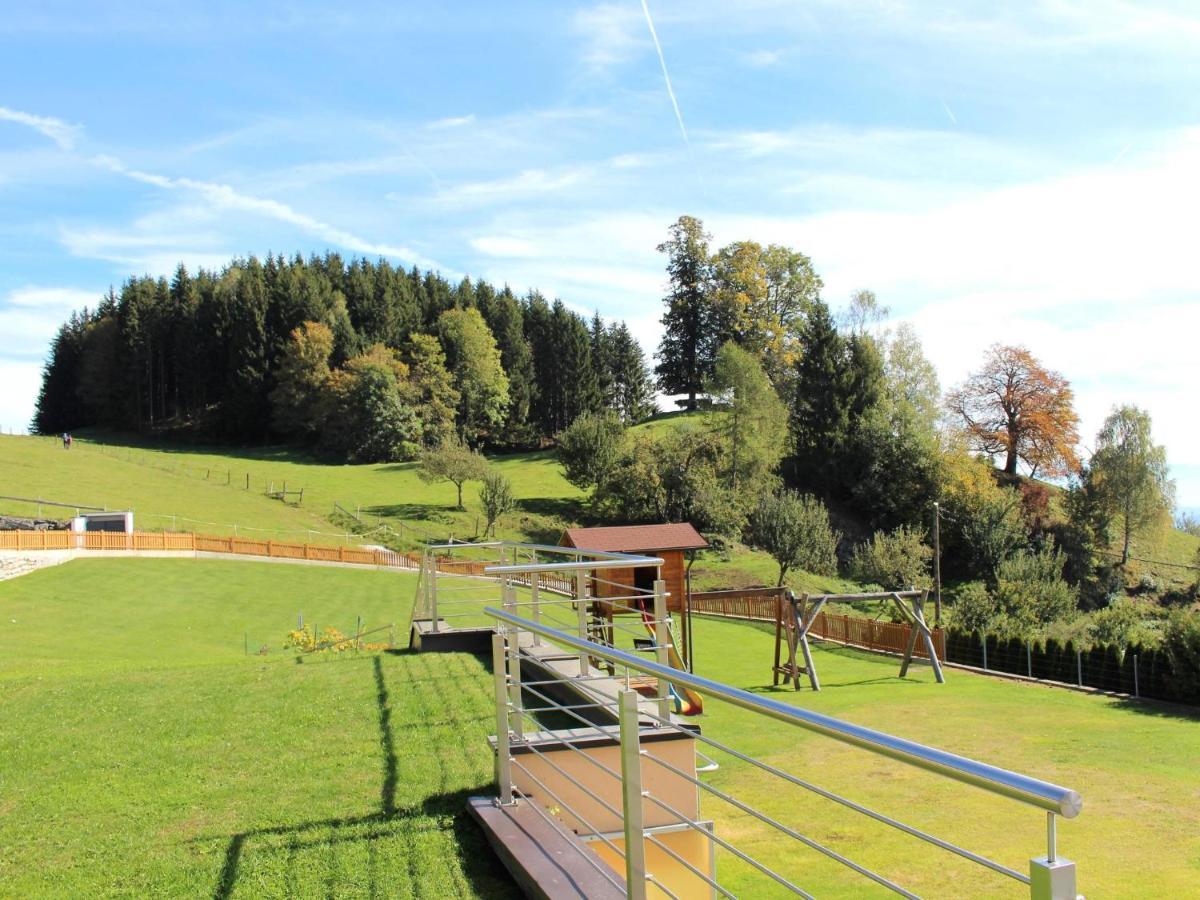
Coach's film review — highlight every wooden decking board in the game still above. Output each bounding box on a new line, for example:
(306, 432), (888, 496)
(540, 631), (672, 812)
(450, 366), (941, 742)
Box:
(466, 796), (627, 900)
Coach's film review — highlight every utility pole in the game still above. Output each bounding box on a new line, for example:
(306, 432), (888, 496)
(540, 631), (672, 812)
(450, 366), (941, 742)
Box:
(932, 501), (942, 627)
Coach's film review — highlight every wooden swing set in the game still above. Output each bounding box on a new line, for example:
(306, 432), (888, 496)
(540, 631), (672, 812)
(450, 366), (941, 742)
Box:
(772, 589), (945, 691)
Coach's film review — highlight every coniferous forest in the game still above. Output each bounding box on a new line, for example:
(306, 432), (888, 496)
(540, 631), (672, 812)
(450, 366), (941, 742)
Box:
(32, 254), (656, 460)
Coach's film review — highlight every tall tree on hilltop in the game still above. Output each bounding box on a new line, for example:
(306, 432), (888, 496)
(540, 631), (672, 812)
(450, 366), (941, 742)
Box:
(590, 312), (615, 407)
(946, 344), (1080, 478)
(790, 300), (848, 489)
(607, 322), (657, 423)
(708, 341), (787, 494)
(437, 306), (510, 445)
(478, 285), (536, 444)
(33, 311), (89, 434)
(655, 215), (715, 410)
(549, 300), (600, 433)
(1088, 405), (1175, 565)
(269, 321), (334, 438)
(402, 333), (459, 448)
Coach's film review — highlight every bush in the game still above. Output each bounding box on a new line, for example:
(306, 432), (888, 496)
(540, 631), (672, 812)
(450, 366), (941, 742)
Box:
(951, 581), (997, 633)
(1161, 609), (1200, 702)
(1088, 598), (1153, 652)
(557, 410), (626, 492)
(746, 490), (840, 585)
(848, 525), (933, 590)
(992, 540), (1078, 637)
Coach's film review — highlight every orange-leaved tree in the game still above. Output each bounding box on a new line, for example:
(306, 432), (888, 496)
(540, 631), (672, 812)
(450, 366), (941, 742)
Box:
(945, 344), (1080, 478)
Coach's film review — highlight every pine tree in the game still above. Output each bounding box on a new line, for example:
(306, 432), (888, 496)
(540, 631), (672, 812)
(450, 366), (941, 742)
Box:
(790, 299), (848, 490)
(654, 216), (715, 409)
(607, 322), (656, 423)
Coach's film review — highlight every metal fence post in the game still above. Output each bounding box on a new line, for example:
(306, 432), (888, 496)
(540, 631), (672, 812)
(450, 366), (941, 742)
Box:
(618, 688), (648, 900)
(653, 578), (672, 721)
(575, 568), (589, 676)
(1029, 812), (1076, 899)
(503, 574), (523, 740)
(530, 575), (542, 647)
(981, 634), (988, 671)
(492, 633), (513, 804)
(1133, 654), (1140, 698)
(1076, 650), (1083, 688)
(428, 553), (440, 633)
(1027, 641), (1033, 679)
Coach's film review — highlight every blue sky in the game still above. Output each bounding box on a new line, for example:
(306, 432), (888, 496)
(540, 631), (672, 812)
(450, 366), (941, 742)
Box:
(1, 1), (1197, 508)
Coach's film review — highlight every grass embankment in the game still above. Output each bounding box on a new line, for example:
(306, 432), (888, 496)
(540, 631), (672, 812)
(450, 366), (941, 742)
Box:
(0, 432), (856, 594)
(0, 559), (518, 899)
(3, 558), (1198, 896)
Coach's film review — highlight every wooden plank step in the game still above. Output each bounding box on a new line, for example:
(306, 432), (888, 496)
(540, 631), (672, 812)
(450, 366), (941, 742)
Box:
(466, 796), (626, 900)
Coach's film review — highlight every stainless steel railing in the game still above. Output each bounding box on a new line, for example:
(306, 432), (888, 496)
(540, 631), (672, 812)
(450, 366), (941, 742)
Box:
(485, 602), (1082, 899)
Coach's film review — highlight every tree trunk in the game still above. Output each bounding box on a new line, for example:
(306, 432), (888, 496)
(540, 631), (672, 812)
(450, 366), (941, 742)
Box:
(686, 390), (697, 411)
(456, 481), (464, 510)
(1004, 446), (1018, 475)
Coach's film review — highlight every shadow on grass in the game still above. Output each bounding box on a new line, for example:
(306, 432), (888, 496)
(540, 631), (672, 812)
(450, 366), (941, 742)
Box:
(1109, 695), (1200, 722)
(210, 655), (516, 900)
(363, 502), (457, 523)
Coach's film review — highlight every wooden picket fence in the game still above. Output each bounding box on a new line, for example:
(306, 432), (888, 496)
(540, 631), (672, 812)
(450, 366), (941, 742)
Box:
(691, 588), (944, 660)
(0, 531), (580, 590)
(0, 529), (421, 569)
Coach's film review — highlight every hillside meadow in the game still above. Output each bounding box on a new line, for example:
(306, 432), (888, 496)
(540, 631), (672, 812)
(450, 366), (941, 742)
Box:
(0, 431), (858, 594)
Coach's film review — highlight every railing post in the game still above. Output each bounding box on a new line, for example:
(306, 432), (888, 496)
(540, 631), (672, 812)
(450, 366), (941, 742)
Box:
(618, 688), (648, 900)
(653, 578), (671, 721)
(492, 633), (514, 804)
(429, 553), (440, 633)
(574, 568), (589, 676)
(1133, 654), (1140, 698)
(1076, 650), (1083, 688)
(1030, 812), (1076, 899)
(1027, 640), (1033, 679)
(982, 633), (988, 670)
(503, 574), (523, 740)
(530, 571), (542, 647)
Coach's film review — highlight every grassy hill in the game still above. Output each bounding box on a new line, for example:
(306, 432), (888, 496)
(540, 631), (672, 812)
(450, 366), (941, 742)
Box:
(0, 432), (859, 595)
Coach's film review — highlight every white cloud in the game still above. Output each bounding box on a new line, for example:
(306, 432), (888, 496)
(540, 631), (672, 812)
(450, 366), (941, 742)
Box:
(88, 154), (443, 270)
(0, 359), (42, 432)
(470, 236), (541, 258)
(575, 3), (645, 71)
(745, 48), (783, 67)
(427, 114), (475, 129)
(5, 287), (100, 310)
(438, 167), (590, 202)
(0, 106), (81, 150)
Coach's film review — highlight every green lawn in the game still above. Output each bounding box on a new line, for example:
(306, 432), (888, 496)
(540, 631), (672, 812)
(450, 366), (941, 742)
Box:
(3, 557), (1198, 897)
(0, 559), (518, 899)
(688, 615), (1200, 898)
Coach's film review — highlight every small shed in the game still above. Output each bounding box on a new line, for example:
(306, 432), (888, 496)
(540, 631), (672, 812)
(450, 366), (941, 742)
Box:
(560, 523), (708, 615)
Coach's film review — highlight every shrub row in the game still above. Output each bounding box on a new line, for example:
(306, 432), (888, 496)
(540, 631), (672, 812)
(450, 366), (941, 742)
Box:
(942, 628), (1196, 705)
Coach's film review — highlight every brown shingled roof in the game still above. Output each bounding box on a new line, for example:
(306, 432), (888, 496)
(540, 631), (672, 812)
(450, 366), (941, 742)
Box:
(560, 523), (708, 553)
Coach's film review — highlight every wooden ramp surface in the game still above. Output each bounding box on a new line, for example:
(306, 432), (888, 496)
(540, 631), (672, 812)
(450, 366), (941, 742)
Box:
(467, 796), (626, 900)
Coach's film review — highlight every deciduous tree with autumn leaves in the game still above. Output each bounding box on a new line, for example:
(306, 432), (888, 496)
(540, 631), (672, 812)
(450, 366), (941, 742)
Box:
(945, 345), (1081, 478)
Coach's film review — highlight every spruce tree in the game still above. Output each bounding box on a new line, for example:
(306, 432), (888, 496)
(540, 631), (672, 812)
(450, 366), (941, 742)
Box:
(654, 215), (715, 409)
(607, 322), (656, 423)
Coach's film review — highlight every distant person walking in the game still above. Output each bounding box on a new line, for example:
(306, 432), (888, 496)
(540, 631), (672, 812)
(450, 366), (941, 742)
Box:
(66, 433), (72, 449)
(61, 432), (69, 449)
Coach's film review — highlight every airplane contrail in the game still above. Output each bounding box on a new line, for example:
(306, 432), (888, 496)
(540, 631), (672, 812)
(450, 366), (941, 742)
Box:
(639, 0), (689, 147)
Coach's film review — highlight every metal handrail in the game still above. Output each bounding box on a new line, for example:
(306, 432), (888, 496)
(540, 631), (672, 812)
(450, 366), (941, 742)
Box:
(426, 539), (649, 561)
(486, 556), (664, 575)
(485, 607), (1082, 818)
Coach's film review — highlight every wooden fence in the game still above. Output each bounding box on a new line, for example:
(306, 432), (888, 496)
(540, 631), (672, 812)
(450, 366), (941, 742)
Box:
(691, 588), (945, 660)
(0, 529), (423, 568)
(0, 531), (581, 591)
